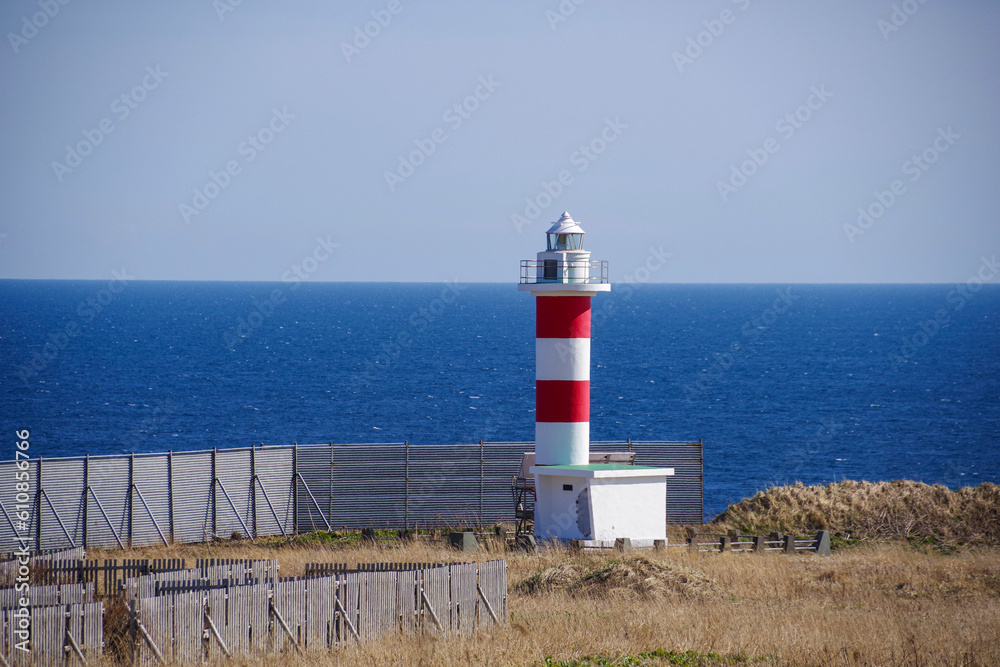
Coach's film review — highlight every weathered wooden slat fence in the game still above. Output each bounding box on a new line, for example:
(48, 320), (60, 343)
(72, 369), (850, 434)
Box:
(129, 560), (507, 663)
(0, 602), (104, 666)
(0, 582), (93, 609)
(0, 556), (507, 664)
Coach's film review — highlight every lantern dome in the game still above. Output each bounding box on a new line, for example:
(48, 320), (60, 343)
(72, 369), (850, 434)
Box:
(545, 212), (585, 251)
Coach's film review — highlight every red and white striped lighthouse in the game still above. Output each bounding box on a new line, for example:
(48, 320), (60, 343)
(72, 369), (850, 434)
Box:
(520, 212), (671, 543)
(518, 212), (610, 466)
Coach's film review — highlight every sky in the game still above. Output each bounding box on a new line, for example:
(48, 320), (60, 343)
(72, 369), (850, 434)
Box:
(1, 1), (998, 284)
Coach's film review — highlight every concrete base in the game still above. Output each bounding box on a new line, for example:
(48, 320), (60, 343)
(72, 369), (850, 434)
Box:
(449, 532), (480, 552)
(571, 538), (666, 550)
(530, 464), (674, 542)
(515, 534), (537, 552)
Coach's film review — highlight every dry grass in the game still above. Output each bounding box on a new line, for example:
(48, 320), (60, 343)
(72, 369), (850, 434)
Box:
(95, 535), (1000, 666)
(712, 480), (1000, 546)
(516, 553), (721, 600)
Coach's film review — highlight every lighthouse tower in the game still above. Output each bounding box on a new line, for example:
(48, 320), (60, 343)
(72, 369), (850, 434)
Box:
(518, 212), (609, 465)
(519, 212), (673, 543)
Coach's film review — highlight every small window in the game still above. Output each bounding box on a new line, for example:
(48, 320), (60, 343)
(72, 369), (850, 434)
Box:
(562, 484), (573, 491)
(542, 260), (557, 281)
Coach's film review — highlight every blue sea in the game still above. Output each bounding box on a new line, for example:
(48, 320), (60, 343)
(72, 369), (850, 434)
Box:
(1, 281), (997, 519)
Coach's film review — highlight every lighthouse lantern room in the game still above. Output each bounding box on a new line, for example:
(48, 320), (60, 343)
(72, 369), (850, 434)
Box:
(519, 212), (673, 543)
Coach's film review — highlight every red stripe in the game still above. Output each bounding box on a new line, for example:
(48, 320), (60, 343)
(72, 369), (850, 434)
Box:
(535, 380), (590, 422)
(536, 296), (591, 339)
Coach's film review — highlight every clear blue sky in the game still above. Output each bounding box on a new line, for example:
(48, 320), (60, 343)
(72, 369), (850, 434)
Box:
(1, 1), (997, 283)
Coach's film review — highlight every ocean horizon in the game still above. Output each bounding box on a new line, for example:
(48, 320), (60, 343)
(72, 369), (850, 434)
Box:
(2, 280), (997, 518)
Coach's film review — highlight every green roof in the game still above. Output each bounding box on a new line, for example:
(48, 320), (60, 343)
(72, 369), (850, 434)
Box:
(541, 464), (656, 472)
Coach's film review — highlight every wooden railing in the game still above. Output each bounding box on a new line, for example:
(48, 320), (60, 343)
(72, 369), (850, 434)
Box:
(675, 530), (831, 556)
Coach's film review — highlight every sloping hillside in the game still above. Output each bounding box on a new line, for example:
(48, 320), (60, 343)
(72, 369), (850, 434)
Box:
(711, 480), (999, 545)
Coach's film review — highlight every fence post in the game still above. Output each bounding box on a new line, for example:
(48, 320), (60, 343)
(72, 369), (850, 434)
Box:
(783, 534), (796, 554)
(292, 443), (298, 536)
(36, 457), (42, 553)
(727, 529), (740, 551)
(688, 535), (698, 553)
(752, 535), (766, 552)
(328, 442), (334, 528)
(814, 530), (831, 556)
(129, 599), (137, 665)
(404, 441), (409, 530)
(719, 535), (731, 552)
(211, 448), (217, 541)
(698, 439), (704, 522)
(479, 439), (484, 526)
(167, 451), (175, 544)
(250, 445), (257, 539)
(83, 454), (89, 550)
(128, 452), (134, 548)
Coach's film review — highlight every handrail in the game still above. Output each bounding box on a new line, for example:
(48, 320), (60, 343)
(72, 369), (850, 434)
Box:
(519, 259), (609, 284)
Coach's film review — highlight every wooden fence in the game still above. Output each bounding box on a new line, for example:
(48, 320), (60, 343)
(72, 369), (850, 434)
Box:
(129, 560), (506, 664)
(680, 530), (831, 556)
(0, 602), (104, 666)
(0, 555), (507, 664)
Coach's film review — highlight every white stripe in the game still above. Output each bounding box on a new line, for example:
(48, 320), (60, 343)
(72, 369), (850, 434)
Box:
(534, 422), (589, 465)
(535, 338), (590, 381)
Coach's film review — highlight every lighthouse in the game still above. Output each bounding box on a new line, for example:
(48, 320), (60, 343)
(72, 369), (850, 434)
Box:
(519, 212), (673, 543)
(518, 211), (608, 465)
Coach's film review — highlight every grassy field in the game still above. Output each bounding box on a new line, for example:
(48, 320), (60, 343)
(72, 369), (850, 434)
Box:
(89, 481), (999, 666)
(92, 535), (998, 666)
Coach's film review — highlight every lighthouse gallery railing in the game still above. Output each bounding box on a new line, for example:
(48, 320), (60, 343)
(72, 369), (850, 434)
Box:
(519, 259), (609, 285)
